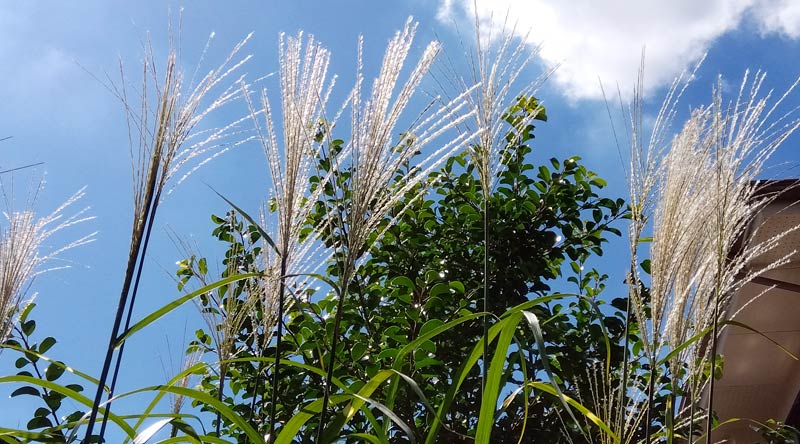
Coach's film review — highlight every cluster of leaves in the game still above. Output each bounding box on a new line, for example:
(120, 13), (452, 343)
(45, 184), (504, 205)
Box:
(1, 304), (98, 443)
(762, 420), (800, 444)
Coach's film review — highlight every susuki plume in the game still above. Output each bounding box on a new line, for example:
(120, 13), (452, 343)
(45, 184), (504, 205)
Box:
(112, 28), (253, 236)
(315, 17), (479, 436)
(448, 11), (550, 197)
(0, 185), (95, 345)
(245, 30), (336, 299)
(603, 68), (800, 443)
(338, 17), (477, 274)
(84, 27), (254, 442)
(655, 72), (800, 409)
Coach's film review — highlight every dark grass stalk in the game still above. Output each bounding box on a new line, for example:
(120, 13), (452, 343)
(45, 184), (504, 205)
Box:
(98, 190), (162, 439)
(268, 258), (288, 442)
(247, 359), (263, 428)
(311, 150), (352, 444)
(619, 217), (642, 441)
(688, 391), (696, 443)
(83, 238), (145, 442)
(617, 285), (633, 439)
(247, 323), (266, 432)
(705, 139), (727, 444)
(0, 162), (45, 175)
(216, 366), (227, 436)
(83, 152), (161, 442)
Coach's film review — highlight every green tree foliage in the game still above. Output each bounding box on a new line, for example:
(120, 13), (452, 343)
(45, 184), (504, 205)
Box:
(0, 304), (97, 444)
(178, 96), (630, 443)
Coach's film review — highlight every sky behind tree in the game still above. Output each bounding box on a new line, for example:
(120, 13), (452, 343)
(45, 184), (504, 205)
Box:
(2, 0), (800, 430)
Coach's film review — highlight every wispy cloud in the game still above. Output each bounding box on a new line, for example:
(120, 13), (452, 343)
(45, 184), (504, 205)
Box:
(437, 0), (800, 101)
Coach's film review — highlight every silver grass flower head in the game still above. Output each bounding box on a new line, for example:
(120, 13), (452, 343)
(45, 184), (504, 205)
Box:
(112, 27), (254, 233)
(617, 69), (800, 441)
(650, 72), (800, 358)
(244, 30), (336, 303)
(620, 59), (702, 361)
(0, 186), (95, 345)
(339, 17), (478, 276)
(437, 11), (548, 198)
(469, 17), (548, 197)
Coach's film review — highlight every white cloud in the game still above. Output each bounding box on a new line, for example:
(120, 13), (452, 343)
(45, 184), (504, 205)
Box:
(751, 0), (800, 37)
(437, 0), (800, 101)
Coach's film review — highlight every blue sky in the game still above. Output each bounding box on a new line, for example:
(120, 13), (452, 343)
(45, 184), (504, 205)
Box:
(2, 0), (800, 432)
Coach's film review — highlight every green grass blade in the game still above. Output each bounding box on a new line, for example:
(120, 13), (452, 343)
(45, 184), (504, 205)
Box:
(68, 382), (259, 444)
(723, 320), (799, 360)
(0, 375), (136, 437)
(503, 293), (578, 318)
(658, 325), (713, 366)
(527, 381), (618, 442)
(152, 438), (199, 444)
(494, 333), (531, 444)
(125, 362), (209, 443)
(276, 390), (417, 444)
(145, 386), (262, 444)
(360, 408), (390, 444)
(579, 295), (613, 375)
(40, 413), (204, 443)
(521, 310), (589, 441)
(209, 186), (280, 256)
(133, 418), (171, 444)
(475, 313), (520, 443)
(332, 370), (393, 433)
(424, 314), (507, 443)
(690, 417), (749, 444)
(0, 427), (52, 441)
(659, 319), (798, 368)
(275, 394), (348, 444)
(389, 369), (469, 438)
(393, 312), (484, 370)
(666, 395), (674, 444)
(117, 272), (260, 344)
(345, 434), (382, 443)
(154, 435), (231, 444)
(335, 392), (417, 443)
(0, 343), (108, 392)
(224, 356), (347, 389)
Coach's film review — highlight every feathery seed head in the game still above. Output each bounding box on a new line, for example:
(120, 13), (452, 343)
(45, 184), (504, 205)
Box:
(250, 31), (334, 262)
(650, 73), (800, 360)
(245, 31), (337, 331)
(0, 186), (94, 345)
(339, 17), (478, 276)
(113, 29), (253, 239)
(616, 69), (800, 441)
(451, 14), (549, 197)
